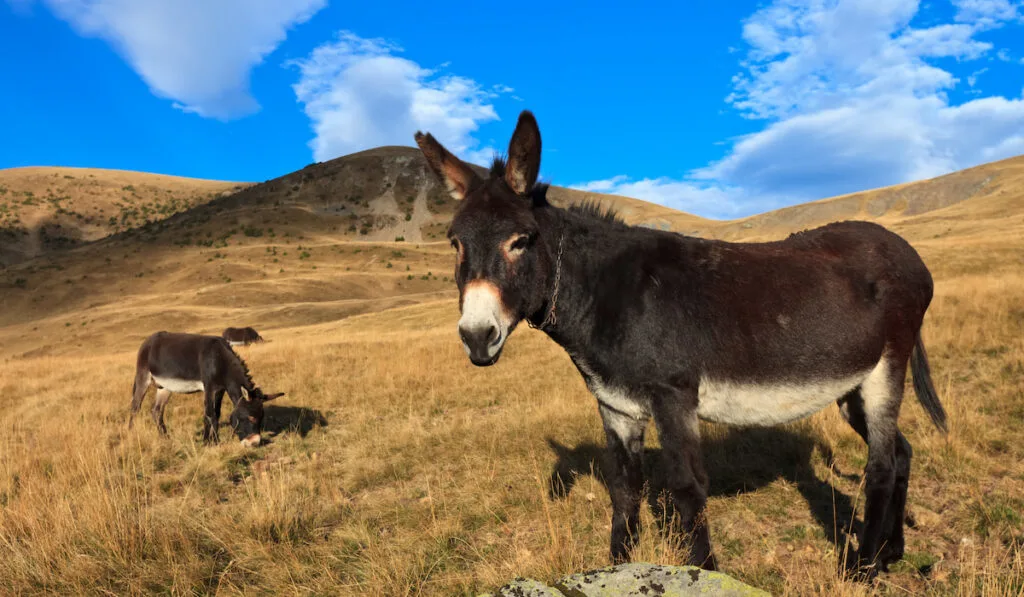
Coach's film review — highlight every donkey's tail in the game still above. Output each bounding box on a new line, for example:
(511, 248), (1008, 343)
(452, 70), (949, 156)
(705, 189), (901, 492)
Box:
(910, 333), (948, 434)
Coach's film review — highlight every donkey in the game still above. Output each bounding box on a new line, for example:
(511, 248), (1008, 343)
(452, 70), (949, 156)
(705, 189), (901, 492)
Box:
(222, 326), (265, 346)
(414, 111), (948, 579)
(129, 331), (285, 446)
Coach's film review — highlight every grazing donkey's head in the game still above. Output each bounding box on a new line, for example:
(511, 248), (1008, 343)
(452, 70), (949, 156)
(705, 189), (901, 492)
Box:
(231, 387), (285, 447)
(415, 111), (553, 366)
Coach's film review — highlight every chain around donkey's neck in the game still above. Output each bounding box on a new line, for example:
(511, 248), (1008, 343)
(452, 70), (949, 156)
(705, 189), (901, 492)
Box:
(530, 228), (565, 331)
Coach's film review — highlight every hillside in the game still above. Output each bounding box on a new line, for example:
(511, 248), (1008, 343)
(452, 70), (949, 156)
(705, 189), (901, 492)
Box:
(709, 153), (1024, 241)
(2, 149), (1022, 361)
(0, 166), (246, 265)
(0, 148), (713, 359)
(0, 150), (1022, 595)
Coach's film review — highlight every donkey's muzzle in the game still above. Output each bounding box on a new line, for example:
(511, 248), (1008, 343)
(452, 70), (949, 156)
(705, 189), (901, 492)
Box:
(240, 434), (261, 448)
(459, 324), (503, 366)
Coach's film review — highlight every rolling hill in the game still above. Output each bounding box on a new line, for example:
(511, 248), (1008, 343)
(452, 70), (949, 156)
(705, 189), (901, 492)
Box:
(0, 166), (246, 266)
(1, 148), (1022, 360)
(0, 149), (1022, 595)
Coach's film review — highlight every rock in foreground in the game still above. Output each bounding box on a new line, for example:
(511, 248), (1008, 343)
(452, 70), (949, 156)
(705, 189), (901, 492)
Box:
(480, 563), (770, 596)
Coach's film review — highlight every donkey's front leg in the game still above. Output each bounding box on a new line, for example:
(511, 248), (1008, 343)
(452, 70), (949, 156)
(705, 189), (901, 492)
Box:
(651, 389), (717, 570)
(202, 388), (220, 444)
(598, 404), (649, 563)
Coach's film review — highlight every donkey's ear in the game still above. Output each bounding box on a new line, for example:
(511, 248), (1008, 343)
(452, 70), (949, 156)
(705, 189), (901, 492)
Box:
(414, 131), (478, 200)
(262, 392), (285, 402)
(505, 111), (541, 195)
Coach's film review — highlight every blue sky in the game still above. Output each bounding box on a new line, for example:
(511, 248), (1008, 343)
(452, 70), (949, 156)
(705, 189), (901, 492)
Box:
(2, 0), (1023, 219)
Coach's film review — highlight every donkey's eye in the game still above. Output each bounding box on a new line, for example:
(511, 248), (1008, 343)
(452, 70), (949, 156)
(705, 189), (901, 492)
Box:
(510, 235), (530, 252)
(504, 234), (532, 259)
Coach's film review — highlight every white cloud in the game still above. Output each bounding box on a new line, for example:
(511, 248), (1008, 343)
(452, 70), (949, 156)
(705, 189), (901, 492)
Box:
(967, 67), (989, 88)
(705, 0), (1024, 202)
(727, 1), (991, 120)
(24, 0), (325, 119)
(952, 0), (1020, 27)
(575, 0), (1024, 219)
(290, 31), (508, 164)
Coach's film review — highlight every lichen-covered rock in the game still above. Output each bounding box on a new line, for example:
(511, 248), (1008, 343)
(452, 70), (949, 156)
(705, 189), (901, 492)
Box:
(554, 563), (770, 596)
(478, 576), (566, 597)
(479, 563), (770, 596)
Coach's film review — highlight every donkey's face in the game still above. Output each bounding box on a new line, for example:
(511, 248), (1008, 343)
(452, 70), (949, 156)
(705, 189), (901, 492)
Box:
(230, 388), (285, 447)
(415, 111), (546, 366)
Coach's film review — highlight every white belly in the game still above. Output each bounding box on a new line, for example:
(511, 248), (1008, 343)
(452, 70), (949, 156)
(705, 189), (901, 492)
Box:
(153, 376), (204, 394)
(696, 369), (873, 426)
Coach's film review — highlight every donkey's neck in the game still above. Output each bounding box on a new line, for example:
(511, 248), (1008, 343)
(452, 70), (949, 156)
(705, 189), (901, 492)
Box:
(221, 343), (257, 397)
(529, 205), (662, 356)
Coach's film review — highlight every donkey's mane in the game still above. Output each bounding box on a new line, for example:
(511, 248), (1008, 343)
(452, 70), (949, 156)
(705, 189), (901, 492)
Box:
(225, 343), (256, 389)
(489, 157), (624, 224)
(567, 200), (626, 225)
(488, 155), (507, 178)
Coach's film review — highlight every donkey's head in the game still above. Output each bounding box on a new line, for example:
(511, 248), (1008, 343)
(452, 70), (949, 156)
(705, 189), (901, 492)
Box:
(230, 388), (285, 447)
(415, 111), (552, 366)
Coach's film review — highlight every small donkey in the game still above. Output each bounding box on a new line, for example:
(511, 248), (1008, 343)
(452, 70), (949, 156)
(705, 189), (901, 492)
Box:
(129, 331), (284, 446)
(222, 326), (264, 346)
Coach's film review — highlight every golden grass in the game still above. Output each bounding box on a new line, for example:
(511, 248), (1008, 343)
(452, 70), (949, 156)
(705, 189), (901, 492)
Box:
(1, 269), (1021, 595)
(1, 159), (1023, 595)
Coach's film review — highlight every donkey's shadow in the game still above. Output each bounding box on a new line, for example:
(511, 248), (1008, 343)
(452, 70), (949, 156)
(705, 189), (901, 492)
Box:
(262, 405), (328, 439)
(548, 426), (862, 547)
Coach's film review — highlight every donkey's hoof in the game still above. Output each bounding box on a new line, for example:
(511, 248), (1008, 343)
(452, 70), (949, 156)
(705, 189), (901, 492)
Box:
(696, 554), (719, 572)
(609, 540), (636, 565)
(878, 540), (905, 569)
(845, 560), (880, 583)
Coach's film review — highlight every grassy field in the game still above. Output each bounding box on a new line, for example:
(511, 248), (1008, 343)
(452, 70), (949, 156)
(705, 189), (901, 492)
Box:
(0, 157), (1022, 595)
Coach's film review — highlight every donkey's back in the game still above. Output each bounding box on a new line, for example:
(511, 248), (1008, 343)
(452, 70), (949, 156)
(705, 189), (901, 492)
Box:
(134, 331), (227, 390)
(783, 220), (933, 294)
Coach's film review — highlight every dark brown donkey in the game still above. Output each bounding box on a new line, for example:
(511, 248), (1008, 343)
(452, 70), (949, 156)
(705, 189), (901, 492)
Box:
(415, 110), (948, 580)
(129, 331), (284, 446)
(222, 326), (264, 346)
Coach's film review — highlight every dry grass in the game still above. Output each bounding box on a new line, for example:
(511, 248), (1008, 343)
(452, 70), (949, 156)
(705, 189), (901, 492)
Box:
(1, 157), (1023, 595)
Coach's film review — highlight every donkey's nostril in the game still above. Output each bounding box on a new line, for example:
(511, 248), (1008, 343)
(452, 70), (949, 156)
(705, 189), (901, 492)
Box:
(459, 325), (501, 352)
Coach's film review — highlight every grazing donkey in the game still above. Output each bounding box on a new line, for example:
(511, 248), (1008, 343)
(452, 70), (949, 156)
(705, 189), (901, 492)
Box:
(129, 331), (285, 447)
(222, 326), (265, 346)
(414, 111), (948, 580)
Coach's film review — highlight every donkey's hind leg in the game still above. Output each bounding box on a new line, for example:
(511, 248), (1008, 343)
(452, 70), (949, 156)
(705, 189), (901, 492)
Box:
(878, 431), (912, 567)
(837, 353), (909, 578)
(151, 388), (171, 435)
(128, 370), (152, 429)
